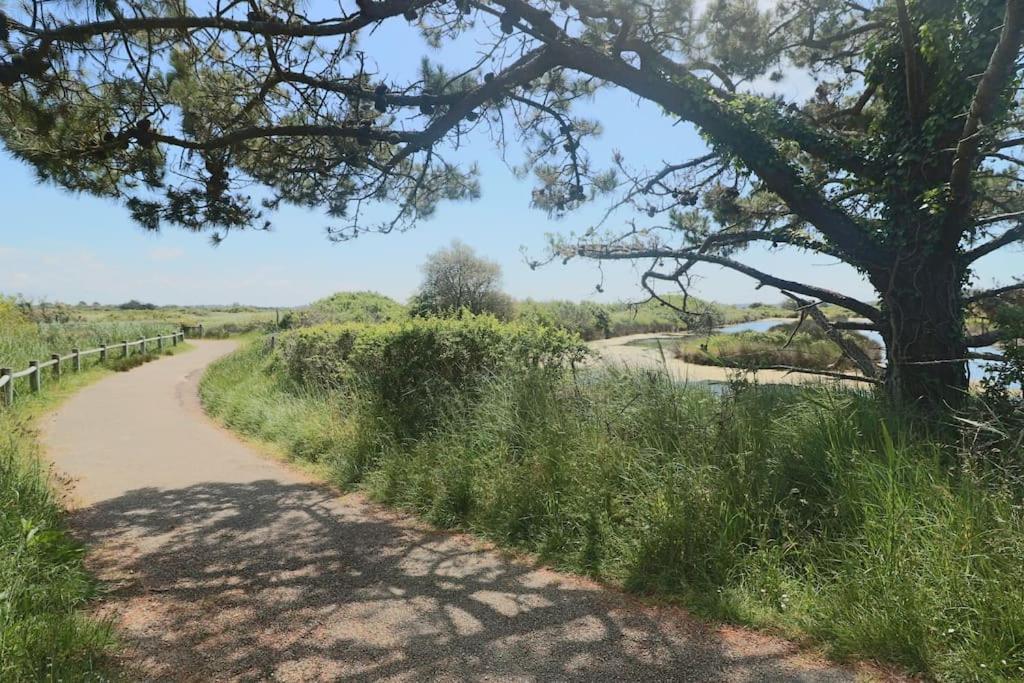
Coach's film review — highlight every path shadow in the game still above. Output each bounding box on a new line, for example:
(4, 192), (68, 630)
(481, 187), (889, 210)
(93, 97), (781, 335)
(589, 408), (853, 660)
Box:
(72, 479), (853, 682)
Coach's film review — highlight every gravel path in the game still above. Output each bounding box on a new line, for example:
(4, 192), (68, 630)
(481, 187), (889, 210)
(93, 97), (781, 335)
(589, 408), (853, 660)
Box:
(41, 340), (880, 681)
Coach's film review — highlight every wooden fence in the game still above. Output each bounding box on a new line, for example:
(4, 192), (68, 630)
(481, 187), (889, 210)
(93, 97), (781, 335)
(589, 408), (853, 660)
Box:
(0, 331), (185, 407)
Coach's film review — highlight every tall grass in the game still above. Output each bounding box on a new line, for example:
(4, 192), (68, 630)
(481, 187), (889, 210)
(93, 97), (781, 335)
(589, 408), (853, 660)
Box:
(0, 319), (178, 371)
(0, 406), (115, 681)
(0, 299), (182, 680)
(202, 339), (1024, 681)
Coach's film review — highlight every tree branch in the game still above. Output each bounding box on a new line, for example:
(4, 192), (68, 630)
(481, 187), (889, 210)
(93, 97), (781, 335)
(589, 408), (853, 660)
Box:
(895, 0), (927, 126)
(966, 281), (1024, 304)
(780, 291), (879, 378)
(153, 125), (418, 150)
(946, 0), (1024, 245)
(547, 38), (888, 268)
(967, 329), (1019, 347)
(388, 47), (557, 167)
(759, 365), (881, 384)
(33, 1), (427, 45)
(572, 244), (882, 321)
(963, 223), (1024, 263)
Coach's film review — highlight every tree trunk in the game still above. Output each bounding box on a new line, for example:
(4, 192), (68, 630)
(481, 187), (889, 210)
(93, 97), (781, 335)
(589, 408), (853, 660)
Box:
(878, 263), (968, 409)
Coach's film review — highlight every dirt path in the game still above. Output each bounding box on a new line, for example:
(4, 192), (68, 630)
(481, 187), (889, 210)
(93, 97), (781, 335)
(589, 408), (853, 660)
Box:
(41, 341), (877, 681)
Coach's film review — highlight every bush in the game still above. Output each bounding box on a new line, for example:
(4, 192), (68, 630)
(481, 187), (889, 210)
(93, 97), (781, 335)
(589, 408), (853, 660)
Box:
(117, 300), (157, 310)
(276, 316), (588, 437)
(289, 291), (406, 328)
(275, 323), (364, 389)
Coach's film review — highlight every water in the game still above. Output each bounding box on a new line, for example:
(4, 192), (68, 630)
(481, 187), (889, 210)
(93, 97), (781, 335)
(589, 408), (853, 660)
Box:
(715, 320), (1011, 386)
(716, 318), (787, 334)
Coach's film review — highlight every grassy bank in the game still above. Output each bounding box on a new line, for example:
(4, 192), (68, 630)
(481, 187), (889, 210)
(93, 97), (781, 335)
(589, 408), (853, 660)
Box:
(673, 324), (882, 371)
(1, 378), (117, 681)
(1, 299), (193, 680)
(202, 334), (1024, 681)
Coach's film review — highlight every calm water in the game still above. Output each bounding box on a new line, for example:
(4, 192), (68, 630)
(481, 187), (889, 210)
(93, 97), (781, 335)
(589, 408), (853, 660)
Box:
(715, 319), (1009, 386)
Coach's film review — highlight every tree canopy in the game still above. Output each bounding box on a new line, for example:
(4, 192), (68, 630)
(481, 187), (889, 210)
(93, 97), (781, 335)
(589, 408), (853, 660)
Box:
(411, 240), (512, 317)
(1, 0), (1023, 405)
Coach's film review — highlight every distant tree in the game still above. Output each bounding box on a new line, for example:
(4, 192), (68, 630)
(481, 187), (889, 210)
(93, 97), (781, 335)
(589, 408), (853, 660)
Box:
(118, 300), (156, 310)
(411, 241), (512, 319)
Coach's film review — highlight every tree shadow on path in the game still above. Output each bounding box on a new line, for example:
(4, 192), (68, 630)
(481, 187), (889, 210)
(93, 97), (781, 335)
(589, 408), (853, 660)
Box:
(73, 479), (857, 682)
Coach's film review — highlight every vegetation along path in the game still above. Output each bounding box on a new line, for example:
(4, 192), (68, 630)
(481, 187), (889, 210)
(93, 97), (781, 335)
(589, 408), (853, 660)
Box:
(42, 341), (879, 681)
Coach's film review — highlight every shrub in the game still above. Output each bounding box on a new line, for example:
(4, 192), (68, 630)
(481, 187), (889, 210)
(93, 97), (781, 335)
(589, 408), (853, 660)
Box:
(276, 316), (588, 437)
(275, 323), (365, 389)
(291, 291), (407, 327)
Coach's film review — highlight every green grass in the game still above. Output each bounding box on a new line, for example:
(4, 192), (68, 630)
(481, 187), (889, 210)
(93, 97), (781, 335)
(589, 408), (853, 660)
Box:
(14, 299), (282, 339)
(674, 327), (881, 371)
(1, 319), (179, 373)
(202, 338), (1024, 681)
(1, 375), (119, 682)
(1, 299), (194, 680)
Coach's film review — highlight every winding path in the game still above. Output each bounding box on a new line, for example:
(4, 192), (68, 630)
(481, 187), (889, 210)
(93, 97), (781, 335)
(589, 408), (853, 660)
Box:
(41, 341), (876, 681)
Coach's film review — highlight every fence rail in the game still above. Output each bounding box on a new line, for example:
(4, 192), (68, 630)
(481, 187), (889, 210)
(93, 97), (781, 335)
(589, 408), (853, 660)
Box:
(1, 331), (186, 407)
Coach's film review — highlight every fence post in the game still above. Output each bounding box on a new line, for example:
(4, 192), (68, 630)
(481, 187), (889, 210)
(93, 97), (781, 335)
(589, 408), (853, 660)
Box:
(172, 332), (178, 347)
(29, 361), (41, 393)
(157, 336), (164, 351)
(1, 369), (12, 406)
(100, 344), (107, 363)
(73, 348), (81, 372)
(269, 334), (276, 351)
(198, 323), (205, 338)
(122, 340), (129, 358)
(51, 353), (61, 379)
(140, 337), (146, 355)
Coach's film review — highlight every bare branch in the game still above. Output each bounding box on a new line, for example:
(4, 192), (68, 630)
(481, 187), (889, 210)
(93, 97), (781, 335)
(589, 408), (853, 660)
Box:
(759, 365), (881, 384)
(572, 244), (882, 322)
(963, 223), (1024, 262)
(966, 281), (1024, 304)
(780, 291), (880, 378)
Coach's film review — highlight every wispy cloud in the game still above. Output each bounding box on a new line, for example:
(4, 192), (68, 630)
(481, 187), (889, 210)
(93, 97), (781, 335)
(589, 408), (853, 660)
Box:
(148, 247), (185, 262)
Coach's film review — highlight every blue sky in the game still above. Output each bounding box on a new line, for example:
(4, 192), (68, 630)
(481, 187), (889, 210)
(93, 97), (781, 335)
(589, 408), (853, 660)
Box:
(0, 12), (1019, 307)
